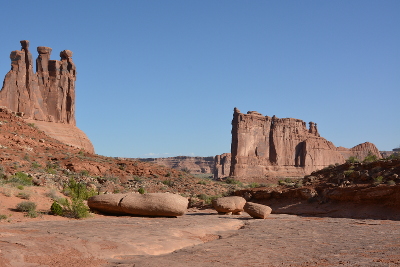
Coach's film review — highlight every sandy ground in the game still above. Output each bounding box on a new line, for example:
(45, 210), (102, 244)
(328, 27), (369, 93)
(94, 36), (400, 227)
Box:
(1, 208), (400, 267)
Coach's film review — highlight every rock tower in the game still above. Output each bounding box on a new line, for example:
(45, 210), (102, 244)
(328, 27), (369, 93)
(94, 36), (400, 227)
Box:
(0, 41), (94, 153)
(215, 108), (381, 182)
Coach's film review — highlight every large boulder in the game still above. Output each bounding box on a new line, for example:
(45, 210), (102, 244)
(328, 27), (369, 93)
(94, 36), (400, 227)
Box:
(212, 196), (246, 215)
(244, 202), (272, 219)
(88, 193), (188, 217)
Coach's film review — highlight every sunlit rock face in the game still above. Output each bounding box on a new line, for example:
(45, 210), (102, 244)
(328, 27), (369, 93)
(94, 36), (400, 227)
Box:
(218, 108), (380, 182)
(0, 40), (94, 153)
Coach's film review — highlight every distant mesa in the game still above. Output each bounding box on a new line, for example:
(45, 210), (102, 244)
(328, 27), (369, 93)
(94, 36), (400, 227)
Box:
(0, 40), (94, 153)
(214, 108), (381, 182)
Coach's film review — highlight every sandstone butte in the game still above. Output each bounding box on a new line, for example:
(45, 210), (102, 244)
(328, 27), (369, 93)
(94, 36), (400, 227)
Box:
(214, 108), (381, 182)
(0, 40), (94, 153)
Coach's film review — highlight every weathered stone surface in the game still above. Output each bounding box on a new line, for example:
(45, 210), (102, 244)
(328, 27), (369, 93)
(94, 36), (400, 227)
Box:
(244, 202), (272, 219)
(213, 153), (231, 179)
(212, 196), (246, 214)
(225, 108), (381, 181)
(88, 193), (189, 217)
(138, 156), (215, 174)
(0, 40), (94, 153)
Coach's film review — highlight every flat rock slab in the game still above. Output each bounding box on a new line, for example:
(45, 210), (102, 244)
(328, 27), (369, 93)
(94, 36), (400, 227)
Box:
(1, 211), (400, 266)
(0, 211), (245, 267)
(113, 214), (400, 267)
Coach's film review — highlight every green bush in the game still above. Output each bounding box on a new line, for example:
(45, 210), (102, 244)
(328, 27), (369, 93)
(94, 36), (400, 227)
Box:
(63, 178), (97, 200)
(0, 214), (7, 221)
(197, 180), (207, 185)
(8, 172), (33, 186)
(346, 156), (359, 164)
(57, 178), (96, 219)
(344, 170), (354, 177)
(373, 176), (383, 185)
(50, 201), (63, 216)
(138, 187), (146, 194)
(363, 152), (378, 163)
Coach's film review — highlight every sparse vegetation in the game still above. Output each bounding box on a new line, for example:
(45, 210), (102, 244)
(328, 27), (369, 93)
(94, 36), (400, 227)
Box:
(344, 170), (354, 177)
(52, 178), (97, 219)
(138, 187), (146, 194)
(7, 172), (33, 186)
(363, 152), (378, 163)
(162, 180), (174, 186)
(16, 201), (38, 218)
(387, 180), (396, 186)
(373, 176), (383, 185)
(248, 182), (260, 188)
(0, 214), (7, 221)
(17, 191), (30, 199)
(346, 156), (359, 164)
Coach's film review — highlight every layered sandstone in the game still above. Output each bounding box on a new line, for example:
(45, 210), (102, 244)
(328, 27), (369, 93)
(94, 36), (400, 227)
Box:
(138, 156), (214, 174)
(219, 108), (381, 181)
(0, 41), (94, 153)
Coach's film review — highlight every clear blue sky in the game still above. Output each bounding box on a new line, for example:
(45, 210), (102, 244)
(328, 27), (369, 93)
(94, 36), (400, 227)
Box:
(0, 1), (399, 157)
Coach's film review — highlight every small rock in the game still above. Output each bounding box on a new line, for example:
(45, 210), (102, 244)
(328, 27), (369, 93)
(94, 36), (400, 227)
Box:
(244, 202), (272, 219)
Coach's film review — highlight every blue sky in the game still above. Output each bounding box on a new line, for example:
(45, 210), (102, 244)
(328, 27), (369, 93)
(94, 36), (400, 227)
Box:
(0, 1), (399, 157)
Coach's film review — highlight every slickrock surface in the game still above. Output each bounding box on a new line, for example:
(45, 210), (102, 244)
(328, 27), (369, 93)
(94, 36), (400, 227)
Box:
(0, 40), (94, 152)
(2, 211), (399, 266)
(216, 108), (381, 181)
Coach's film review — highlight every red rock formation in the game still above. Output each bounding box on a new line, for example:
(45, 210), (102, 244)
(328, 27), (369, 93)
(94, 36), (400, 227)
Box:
(0, 41), (94, 153)
(214, 153), (231, 179)
(223, 108), (381, 181)
(137, 156), (215, 174)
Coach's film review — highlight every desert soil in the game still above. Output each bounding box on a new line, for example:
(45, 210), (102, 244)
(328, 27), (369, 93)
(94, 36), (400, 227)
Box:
(1, 209), (400, 267)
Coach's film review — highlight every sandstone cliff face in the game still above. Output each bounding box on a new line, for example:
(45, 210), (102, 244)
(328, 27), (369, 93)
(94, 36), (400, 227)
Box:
(138, 156), (215, 174)
(0, 41), (94, 153)
(221, 108), (381, 181)
(214, 153), (231, 179)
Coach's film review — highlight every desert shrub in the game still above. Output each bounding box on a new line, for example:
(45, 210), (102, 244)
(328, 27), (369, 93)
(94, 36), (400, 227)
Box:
(138, 187), (146, 194)
(17, 185), (24, 190)
(63, 178), (97, 200)
(198, 194), (220, 205)
(31, 162), (41, 168)
(80, 170), (89, 176)
(8, 172), (33, 186)
(17, 191), (30, 199)
(373, 176), (383, 185)
(162, 180), (174, 186)
(344, 170), (354, 177)
(50, 201), (63, 216)
(133, 176), (143, 182)
(16, 201), (37, 218)
(248, 182), (260, 188)
(346, 156), (359, 164)
(363, 152), (378, 163)
(166, 172), (171, 177)
(284, 178), (293, 183)
(0, 214), (7, 221)
(197, 180), (207, 185)
(294, 181), (303, 188)
(225, 177), (243, 186)
(57, 178), (96, 219)
(387, 180), (396, 186)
